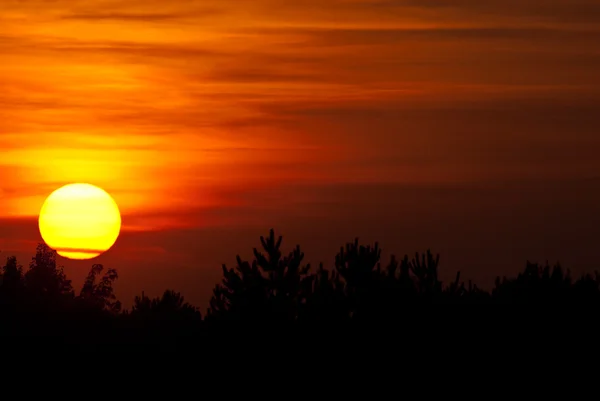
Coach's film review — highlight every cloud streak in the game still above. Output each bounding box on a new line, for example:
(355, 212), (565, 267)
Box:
(1, 0), (599, 227)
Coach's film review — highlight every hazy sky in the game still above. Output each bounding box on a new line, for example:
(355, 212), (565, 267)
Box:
(1, 1), (600, 308)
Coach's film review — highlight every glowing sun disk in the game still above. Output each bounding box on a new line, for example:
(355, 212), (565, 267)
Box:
(38, 183), (122, 260)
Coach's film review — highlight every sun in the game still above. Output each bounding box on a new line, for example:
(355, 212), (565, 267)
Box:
(38, 183), (122, 260)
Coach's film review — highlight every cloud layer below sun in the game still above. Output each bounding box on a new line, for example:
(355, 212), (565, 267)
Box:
(1, 0), (600, 231)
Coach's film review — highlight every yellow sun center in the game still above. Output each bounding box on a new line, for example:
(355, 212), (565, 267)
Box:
(38, 183), (122, 260)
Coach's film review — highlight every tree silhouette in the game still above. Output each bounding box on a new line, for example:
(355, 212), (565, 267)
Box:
(492, 261), (600, 304)
(207, 229), (313, 323)
(206, 231), (489, 323)
(300, 262), (348, 322)
(0, 256), (25, 326)
(131, 290), (199, 319)
(79, 264), (121, 313)
(1, 256), (24, 295)
(1, 230), (600, 343)
(24, 243), (72, 299)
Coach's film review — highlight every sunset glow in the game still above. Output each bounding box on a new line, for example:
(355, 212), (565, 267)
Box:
(1, 0), (599, 307)
(3, 1), (598, 231)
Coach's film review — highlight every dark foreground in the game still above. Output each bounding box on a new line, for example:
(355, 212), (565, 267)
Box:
(2, 230), (600, 344)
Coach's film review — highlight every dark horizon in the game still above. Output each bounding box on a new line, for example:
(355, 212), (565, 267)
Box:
(3, 230), (600, 346)
(3, 176), (600, 308)
(4, 225), (600, 312)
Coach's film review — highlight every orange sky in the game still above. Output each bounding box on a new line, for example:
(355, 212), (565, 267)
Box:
(1, 0), (600, 308)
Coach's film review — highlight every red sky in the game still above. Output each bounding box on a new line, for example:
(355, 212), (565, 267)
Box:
(1, 0), (600, 309)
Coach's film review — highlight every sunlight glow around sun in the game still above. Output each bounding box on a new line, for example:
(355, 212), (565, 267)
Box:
(38, 183), (122, 260)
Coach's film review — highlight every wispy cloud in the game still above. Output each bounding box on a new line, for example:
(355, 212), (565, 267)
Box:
(1, 0), (599, 230)
(58, 12), (187, 22)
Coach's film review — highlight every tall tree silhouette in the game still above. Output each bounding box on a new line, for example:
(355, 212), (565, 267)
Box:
(207, 229), (313, 322)
(79, 264), (121, 313)
(0, 256), (25, 322)
(334, 239), (382, 319)
(24, 243), (72, 299)
(1, 256), (24, 295)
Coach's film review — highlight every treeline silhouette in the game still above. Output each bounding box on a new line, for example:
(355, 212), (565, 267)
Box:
(1, 229), (599, 341)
